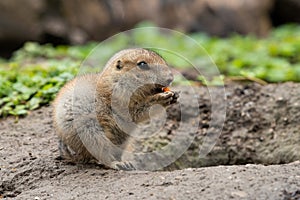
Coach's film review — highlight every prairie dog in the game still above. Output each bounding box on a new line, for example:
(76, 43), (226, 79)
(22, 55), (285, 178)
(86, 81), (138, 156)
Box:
(53, 48), (178, 170)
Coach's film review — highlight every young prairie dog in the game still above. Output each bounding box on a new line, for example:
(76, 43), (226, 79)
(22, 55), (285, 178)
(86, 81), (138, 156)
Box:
(53, 48), (179, 170)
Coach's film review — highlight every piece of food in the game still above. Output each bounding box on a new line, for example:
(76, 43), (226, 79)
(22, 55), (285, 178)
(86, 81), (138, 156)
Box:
(162, 87), (171, 92)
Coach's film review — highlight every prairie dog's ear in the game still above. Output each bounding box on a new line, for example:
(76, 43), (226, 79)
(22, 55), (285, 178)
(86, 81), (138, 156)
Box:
(116, 60), (122, 70)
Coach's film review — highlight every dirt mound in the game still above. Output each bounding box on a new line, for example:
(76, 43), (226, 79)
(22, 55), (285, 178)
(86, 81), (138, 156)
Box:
(0, 83), (299, 199)
(140, 82), (300, 169)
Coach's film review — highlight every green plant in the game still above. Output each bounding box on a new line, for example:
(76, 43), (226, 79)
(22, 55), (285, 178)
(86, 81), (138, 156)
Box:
(0, 59), (79, 117)
(1, 23), (300, 117)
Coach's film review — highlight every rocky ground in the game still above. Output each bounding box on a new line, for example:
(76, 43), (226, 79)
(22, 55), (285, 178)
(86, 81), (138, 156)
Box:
(0, 83), (299, 199)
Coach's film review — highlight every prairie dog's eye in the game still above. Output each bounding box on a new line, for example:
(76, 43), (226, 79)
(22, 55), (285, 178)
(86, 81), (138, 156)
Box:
(137, 61), (149, 70)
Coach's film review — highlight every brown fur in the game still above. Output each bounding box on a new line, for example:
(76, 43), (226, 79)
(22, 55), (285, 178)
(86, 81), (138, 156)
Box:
(53, 48), (178, 170)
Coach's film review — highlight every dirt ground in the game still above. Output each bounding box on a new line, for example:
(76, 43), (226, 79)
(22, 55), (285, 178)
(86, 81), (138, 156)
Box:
(0, 83), (299, 199)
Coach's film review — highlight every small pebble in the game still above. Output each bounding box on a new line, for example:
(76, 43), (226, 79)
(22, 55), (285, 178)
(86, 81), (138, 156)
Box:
(231, 191), (248, 198)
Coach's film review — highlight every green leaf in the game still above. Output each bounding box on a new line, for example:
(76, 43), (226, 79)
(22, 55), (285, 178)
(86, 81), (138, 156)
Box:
(1, 23), (300, 117)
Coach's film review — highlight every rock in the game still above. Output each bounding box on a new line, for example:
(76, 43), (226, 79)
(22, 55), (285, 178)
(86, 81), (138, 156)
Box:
(271, 0), (300, 25)
(1, 0), (300, 57)
(0, 0), (274, 45)
(0, 0), (45, 43)
(189, 0), (274, 36)
(0, 0), (46, 57)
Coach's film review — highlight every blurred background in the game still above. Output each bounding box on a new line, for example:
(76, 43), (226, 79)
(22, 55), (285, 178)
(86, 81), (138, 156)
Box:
(0, 0), (299, 58)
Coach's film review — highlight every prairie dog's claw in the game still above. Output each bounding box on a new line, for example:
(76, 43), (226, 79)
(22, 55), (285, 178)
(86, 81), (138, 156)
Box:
(111, 161), (136, 171)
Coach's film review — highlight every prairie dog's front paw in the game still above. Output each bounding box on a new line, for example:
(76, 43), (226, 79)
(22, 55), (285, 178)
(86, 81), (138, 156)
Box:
(151, 91), (179, 106)
(111, 161), (136, 171)
(170, 91), (179, 104)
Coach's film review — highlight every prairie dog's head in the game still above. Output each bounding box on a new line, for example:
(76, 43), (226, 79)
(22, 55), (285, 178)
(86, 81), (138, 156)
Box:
(100, 48), (174, 95)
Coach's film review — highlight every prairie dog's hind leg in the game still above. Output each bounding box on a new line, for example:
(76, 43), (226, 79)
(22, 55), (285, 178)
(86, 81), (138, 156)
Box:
(74, 115), (136, 170)
(58, 139), (74, 159)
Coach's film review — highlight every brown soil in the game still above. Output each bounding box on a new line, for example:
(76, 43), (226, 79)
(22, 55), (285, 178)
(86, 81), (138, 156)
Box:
(0, 83), (299, 199)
